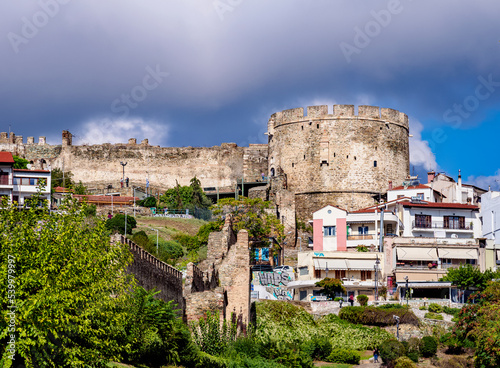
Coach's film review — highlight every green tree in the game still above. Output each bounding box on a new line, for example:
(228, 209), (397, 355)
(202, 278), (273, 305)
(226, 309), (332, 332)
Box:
(105, 214), (137, 235)
(196, 220), (224, 246)
(50, 167), (74, 189)
(73, 180), (87, 195)
(440, 264), (500, 290)
(212, 197), (284, 244)
(160, 177), (212, 211)
(190, 176), (212, 209)
(315, 278), (346, 300)
(13, 155), (29, 169)
(0, 197), (135, 367)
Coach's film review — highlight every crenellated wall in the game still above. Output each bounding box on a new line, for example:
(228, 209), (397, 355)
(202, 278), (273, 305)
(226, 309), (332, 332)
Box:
(0, 131), (268, 191)
(267, 104), (410, 221)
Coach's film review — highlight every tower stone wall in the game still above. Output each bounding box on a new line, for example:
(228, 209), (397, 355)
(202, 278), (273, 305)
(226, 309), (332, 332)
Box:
(267, 104), (410, 221)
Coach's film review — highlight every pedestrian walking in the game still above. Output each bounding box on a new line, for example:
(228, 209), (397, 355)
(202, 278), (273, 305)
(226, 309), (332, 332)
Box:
(373, 347), (379, 363)
(108, 212), (112, 219)
(349, 294), (354, 306)
(125, 177), (129, 187)
(120, 178), (123, 188)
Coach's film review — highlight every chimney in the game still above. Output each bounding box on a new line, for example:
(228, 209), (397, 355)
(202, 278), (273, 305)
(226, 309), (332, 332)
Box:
(427, 171), (436, 184)
(388, 181), (393, 190)
(458, 169), (462, 188)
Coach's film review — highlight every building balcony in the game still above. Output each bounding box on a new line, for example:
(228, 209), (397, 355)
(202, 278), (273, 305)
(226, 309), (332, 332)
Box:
(412, 221), (473, 231)
(0, 178), (13, 188)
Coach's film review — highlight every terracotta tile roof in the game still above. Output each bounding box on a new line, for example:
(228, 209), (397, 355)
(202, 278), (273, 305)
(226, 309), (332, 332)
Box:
(390, 184), (430, 191)
(0, 152), (14, 163)
(73, 195), (139, 204)
(351, 197), (412, 213)
(14, 169), (50, 173)
(54, 186), (72, 193)
(402, 202), (478, 210)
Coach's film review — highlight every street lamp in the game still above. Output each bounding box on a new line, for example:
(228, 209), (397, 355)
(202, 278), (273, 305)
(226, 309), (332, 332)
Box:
(374, 255), (381, 302)
(393, 315), (400, 340)
(149, 227), (159, 255)
(120, 161), (127, 184)
(405, 275), (409, 306)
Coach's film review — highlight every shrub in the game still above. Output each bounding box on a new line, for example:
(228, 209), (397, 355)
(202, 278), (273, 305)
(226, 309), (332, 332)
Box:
(394, 356), (417, 368)
(334, 297), (344, 302)
(405, 337), (421, 362)
(435, 356), (473, 368)
(327, 348), (360, 365)
(339, 306), (419, 326)
(173, 232), (201, 251)
(419, 306), (427, 310)
(424, 312), (443, 320)
(379, 339), (406, 365)
(138, 196), (157, 207)
(442, 306), (461, 316)
(197, 220), (223, 245)
(357, 294), (368, 306)
(428, 303), (443, 313)
(420, 336), (438, 357)
(379, 286), (387, 300)
(377, 303), (406, 309)
(302, 337), (332, 360)
(105, 213), (137, 235)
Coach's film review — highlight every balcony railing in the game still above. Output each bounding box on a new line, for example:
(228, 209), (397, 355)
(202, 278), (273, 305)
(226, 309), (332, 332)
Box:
(412, 221), (473, 231)
(347, 232), (398, 240)
(0, 177), (13, 185)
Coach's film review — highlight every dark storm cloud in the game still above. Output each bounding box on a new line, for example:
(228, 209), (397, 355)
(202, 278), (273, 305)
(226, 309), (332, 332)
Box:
(1, 0), (499, 183)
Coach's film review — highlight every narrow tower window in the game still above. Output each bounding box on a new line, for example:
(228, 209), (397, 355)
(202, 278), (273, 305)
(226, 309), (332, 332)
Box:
(374, 161), (377, 167)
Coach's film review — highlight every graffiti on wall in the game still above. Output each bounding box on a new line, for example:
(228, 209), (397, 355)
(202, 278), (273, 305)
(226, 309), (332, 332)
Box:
(252, 270), (295, 300)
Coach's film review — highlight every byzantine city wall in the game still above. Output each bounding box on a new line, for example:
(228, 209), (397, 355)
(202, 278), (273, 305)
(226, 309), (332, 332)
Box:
(0, 131), (268, 191)
(267, 104), (410, 220)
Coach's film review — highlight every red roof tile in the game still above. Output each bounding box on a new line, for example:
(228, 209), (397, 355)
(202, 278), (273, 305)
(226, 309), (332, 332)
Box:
(0, 152), (14, 163)
(73, 195), (138, 204)
(390, 184), (431, 191)
(14, 169), (50, 173)
(403, 202), (478, 210)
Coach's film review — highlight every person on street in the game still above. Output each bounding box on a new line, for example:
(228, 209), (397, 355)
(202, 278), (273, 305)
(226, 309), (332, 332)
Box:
(373, 347), (380, 363)
(349, 294), (354, 306)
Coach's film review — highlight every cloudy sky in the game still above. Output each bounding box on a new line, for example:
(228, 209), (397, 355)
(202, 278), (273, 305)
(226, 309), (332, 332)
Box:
(1, 1), (499, 188)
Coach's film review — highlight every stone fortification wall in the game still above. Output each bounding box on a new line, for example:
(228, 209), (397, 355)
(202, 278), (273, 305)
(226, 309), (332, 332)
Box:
(267, 104), (410, 220)
(184, 216), (250, 324)
(116, 235), (184, 310)
(1, 131), (268, 191)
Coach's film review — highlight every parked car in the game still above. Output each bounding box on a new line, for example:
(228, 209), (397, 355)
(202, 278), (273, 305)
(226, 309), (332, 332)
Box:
(273, 265), (294, 273)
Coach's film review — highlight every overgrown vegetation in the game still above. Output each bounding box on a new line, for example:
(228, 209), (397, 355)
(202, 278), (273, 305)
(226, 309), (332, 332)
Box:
(339, 306), (419, 326)
(315, 278), (346, 300)
(440, 264), (500, 291)
(105, 213), (137, 235)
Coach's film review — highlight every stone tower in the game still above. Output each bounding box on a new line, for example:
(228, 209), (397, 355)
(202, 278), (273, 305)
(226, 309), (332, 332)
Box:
(267, 104), (410, 222)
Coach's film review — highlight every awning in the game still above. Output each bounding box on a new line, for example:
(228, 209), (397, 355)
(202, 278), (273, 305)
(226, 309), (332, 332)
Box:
(286, 280), (318, 289)
(396, 282), (452, 289)
(314, 259), (348, 270)
(438, 248), (478, 260)
(396, 247), (438, 261)
(346, 259), (377, 270)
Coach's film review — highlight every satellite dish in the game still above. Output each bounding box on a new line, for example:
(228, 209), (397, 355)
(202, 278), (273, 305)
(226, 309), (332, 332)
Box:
(27, 164), (32, 169)
(451, 234), (458, 239)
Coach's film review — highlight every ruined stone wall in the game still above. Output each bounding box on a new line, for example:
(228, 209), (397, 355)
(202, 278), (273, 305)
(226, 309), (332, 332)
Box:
(184, 216), (250, 324)
(118, 235), (184, 310)
(1, 131), (268, 191)
(267, 104), (410, 220)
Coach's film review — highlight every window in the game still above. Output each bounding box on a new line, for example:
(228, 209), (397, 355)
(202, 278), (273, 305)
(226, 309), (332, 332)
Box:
(358, 226), (368, 235)
(397, 195), (404, 199)
(444, 216), (465, 229)
(415, 214), (432, 228)
(335, 270), (346, 279)
(323, 226), (336, 237)
(299, 267), (309, 276)
(466, 259), (476, 265)
(374, 161), (377, 167)
(299, 290), (307, 300)
(416, 193), (424, 200)
(361, 271), (372, 281)
(314, 269), (322, 278)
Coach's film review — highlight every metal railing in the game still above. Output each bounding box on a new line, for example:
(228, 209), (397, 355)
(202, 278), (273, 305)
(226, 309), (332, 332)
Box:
(412, 221), (473, 230)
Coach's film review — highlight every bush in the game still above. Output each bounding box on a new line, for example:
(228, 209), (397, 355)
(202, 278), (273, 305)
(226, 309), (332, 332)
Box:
(197, 220), (223, 245)
(379, 286), (387, 300)
(132, 230), (153, 247)
(442, 306), (461, 316)
(424, 312), (443, 320)
(357, 294), (368, 306)
(394, 356), (417, 368)
(300, 337), (332, 360)
(138, 196), (157, 207)
(334, 297), (344, 302)
(405, 337), (422, 362)
(339, 306), (419, 326)
(420, 336), (438, 357)
(173, 232), (201, 251)
(419, 306), (427, 310)
(428, 303), (443, 313)
(327, 348), (360, 365)
(377, 303), (406, 309)
(105, 213), (137, 235)
(379, 339), (406, 365)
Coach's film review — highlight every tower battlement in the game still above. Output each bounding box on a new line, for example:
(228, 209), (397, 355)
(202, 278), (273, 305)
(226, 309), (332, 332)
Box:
(270, 104), (409, 130)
